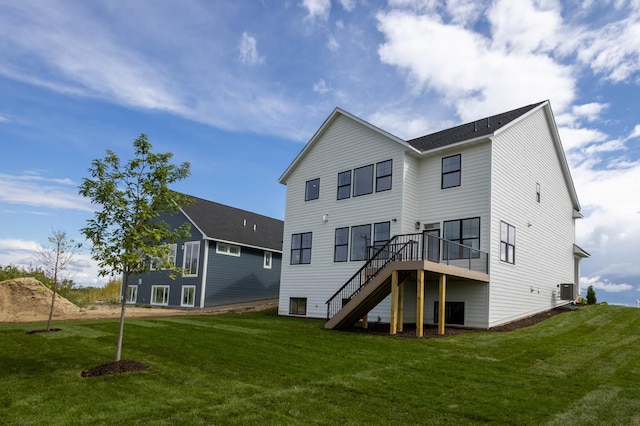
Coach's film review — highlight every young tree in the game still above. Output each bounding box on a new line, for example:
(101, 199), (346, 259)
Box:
(35, 229), (81, 331)
(586, 285), (597, 305)
(79, 134), (191, 362)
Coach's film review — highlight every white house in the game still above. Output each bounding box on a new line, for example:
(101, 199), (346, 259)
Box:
(278, 101), (588, 334)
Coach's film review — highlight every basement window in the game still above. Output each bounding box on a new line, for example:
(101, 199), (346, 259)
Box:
(289, 297), (307, 315)
(433, 301), (465, 325)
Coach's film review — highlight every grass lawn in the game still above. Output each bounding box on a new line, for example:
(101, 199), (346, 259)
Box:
(1, 304), (640, 425)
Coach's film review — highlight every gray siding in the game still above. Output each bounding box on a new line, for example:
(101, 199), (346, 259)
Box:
(204, 241), (281, 306)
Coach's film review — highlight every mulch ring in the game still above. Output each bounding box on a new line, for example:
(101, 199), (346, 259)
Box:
(26, 328), (62, 334)
(81, 360), (149, 378)
(344, 306), (576, 338)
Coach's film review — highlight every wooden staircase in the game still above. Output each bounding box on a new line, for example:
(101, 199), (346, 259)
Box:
(325, 233), (490, 330)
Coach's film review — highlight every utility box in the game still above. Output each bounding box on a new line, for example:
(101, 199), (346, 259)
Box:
(560, 283), (575, 300)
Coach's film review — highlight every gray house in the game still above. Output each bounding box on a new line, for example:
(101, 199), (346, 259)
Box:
(126, 194), (283, 308)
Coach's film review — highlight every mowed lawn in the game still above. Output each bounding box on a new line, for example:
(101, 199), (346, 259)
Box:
(1, 305), (640, 425)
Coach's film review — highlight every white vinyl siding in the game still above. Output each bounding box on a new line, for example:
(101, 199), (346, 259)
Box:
(488, 107), (576, 326)
(279, 114), (407, 319)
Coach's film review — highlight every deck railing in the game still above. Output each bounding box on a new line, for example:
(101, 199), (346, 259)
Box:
(325, 232), (488, 320)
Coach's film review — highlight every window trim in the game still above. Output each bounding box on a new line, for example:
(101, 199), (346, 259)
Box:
(125, 285), (138, 304)
(291, 232), (312, 265)
(263, 251), (272, 269)
(305, 178), (320, 201)
(334, 227), (349, 262)
(181, 285), (196, 307)
(500, 221), (516, 264)
(151, 285), (170, 306)
(216, 242), (241, 257)
(183, 241), (201, 276)
(441, 154), (461, 189)
(289, 297), (307, 316)
(375, 159), (393, 192)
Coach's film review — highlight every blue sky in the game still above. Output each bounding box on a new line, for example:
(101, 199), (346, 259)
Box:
(0, 0), (638, 306)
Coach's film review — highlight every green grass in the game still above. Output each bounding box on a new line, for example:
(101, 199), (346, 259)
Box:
(1, 305), (640, 425)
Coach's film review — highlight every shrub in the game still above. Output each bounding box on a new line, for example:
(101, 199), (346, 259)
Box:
(587, 285), (597, 305)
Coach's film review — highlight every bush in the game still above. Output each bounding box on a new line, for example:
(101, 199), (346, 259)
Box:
(587, 285), (597, 305)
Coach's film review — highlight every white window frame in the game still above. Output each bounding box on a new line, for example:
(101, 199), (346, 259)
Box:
(216, 242), (241, 257)
(125, 285), (138, 304)
(263, 251), (272, 269)
(183, 241), (201, 276)
(151, 285), (170, 306)
(181, 285), (196, 307)
(150, 243), (177, 270)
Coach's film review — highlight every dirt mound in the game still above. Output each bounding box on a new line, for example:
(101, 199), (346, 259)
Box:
(0, 277), (81, 323)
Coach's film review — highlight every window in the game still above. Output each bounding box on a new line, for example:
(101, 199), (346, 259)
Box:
(500, 222), (516, 264)
(353, 164), (374, 196)
(125, 285), (138, 304)
(443, 217), (480, 259)
(442, 154), (461, 189)
(376, 160), (392, 192)
(181, 285), (196, 307)
(289, 297), (307, 315)
(151, 285), (169, 306)
(150, 244), (177, 270)
(350, 224), (371, 261)
(305, 178), (320, 201)
(433, 301), (465, 325)
(372, 222), (390, 259)
(536, 183), (541, 203)
(263, 251), (272, 269)
(291, 232), (312, 264)
(337, 171), (351, 200)
(334, 227), (349, 262)
(183, 241), (200, 276)
(217, 242), (241, 257)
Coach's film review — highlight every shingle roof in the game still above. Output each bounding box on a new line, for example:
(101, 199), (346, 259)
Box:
(180, 195), (284, 252)
(407, 101), (546, 152)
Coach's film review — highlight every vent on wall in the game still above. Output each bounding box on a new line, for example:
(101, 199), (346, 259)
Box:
(560, 283), (575, 300)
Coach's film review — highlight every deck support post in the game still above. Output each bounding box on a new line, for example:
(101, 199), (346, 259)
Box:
(390, 270), (399, 335)
(362, 314), (368, 329)
(398, 279), (404, 332)
(416, 270), (424, 337)
(438, 274), (447, 336)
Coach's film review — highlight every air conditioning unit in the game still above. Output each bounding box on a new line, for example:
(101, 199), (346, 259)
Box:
(560, 283), (575, 300)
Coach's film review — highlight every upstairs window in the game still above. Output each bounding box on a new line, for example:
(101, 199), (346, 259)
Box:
(500, 222), (516, 264)
(337, 171), (351, 200)
(305, 178), (320, 201)
(150, 243), (177, 270)
(442, 154), (461, 189)
(263, 251), (272, 269)
(183, 241), (200, 276)
(291, 232), (312, 264)
(376, 160), (392, 192)
(353, 165), (374, 197)
(217, 243), (241, 257)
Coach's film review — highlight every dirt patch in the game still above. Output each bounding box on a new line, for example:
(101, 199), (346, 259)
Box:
(346, 306), (574, 338)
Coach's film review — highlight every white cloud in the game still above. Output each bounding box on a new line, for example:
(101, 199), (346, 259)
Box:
(580, 275), (635, 293)
(302, 0), (331, 21)
(376, 9), (575, 121)
(338, 0), (356, 12)
(312, 79), (331, 94)
(628, 124), (640, 140)
(558, 126), (608, 152)
(572, 102), (609, 122)
(327, 35), (340, 51)
(0, 172), (93, 212)
(239, 32), (265, 66)
(0, 113), (10, 123)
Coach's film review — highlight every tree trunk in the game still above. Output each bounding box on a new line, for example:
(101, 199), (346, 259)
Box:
(47, 281), (57, 331)
(115, 274), (129, 362)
